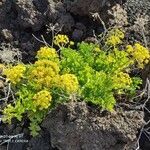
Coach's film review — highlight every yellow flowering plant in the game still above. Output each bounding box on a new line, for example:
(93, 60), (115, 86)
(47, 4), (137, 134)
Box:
(105, 28), (124, 46)
(58, 74), (79, 94)
(3, 64), (26, 84)
(126, 43), (150, 68)
(59, 29), (149, 111)
(33, 90), (52, 110)
(53, 34), (69, 48)
(36, 46), (59, 62)
(2, 46), (79, 136)
(1, 28), (150, 137)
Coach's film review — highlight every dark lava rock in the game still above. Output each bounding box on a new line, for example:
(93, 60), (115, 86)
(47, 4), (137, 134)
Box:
(57, 13), (75, 33)
(124, 0), (150, 45)
(75, 22), (86, 33)
(66, 0), (110, 16)
(1, 29), (13, 41)
(27, 129), (51, 150)
(71, 22), (86, 41)
(8, 143), (27, 150)
(72, 29), (83, 41)
(0, 0), (123, 64)
(0, 101), (145, 150)
(0, 146), (7, 150)
(42, 101), (144, 150)
(15, 0), (46, 31)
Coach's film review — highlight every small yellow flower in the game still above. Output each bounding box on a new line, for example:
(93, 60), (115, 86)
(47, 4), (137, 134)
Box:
(106, 29), (124, 46)
(94, 47), (101, 52)
(116, 29), (124, 39)
(107, 55), (115, 63)
(35, 60), (60, 74)
(126, 43), (150, 68)
(29, 60), (60, 88)
(33, 90), (52, 110)
(106, 35), (122, 46)
(36, 46), (59, 61)
(54, 34), (69, 47)
(126, 45), (134, 53)
(59, 74), (79, 94)
(3, 64), (26, 84)
(112, 72), (132, 90)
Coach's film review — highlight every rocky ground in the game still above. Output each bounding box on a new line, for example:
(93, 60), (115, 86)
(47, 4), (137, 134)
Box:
(0, 101), (144, 150)
(0, 0), (150, 150)
(0, 0), (149, 63)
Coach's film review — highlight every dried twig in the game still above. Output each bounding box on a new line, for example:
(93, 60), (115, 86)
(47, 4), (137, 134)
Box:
(90, 12), (107, 42)
(32, 34), (51, 47)
(32, 23), (63, 48)
(0, 81), (11, 103)
(135, 78), (150, 150)
(46, 23), (63, 47)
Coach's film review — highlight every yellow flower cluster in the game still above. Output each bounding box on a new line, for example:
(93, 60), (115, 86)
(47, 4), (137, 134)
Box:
(3, 64), (26, 84)
(94, 46), (101, 52)
(35, 60), (60, 73)
(107, 54), (115, 63)
(54, 34), (69, 47)
(36, 46), (59, 61)
(126, 43), (150, 68)
(58, 74), (79, 94)
(106, 29), (124, 46)
(30, 60), (60, 89)
(112, 72), (132, 91)
(33, 90), (52, 110)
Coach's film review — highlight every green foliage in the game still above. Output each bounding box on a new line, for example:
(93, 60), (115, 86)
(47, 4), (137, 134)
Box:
(60, 37), (149, 111)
